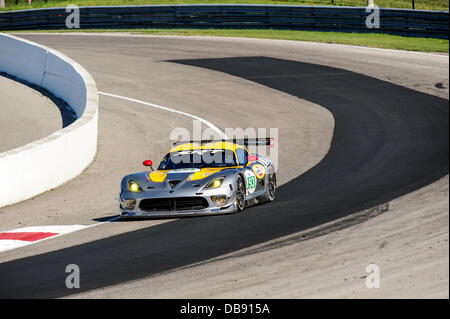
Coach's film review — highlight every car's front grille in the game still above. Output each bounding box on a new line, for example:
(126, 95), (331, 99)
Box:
(139, 197), (208, 212)
(175, 197), (209, 211)
(139, 198), (171, 211)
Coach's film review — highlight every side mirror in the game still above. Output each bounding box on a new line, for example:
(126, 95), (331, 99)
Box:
(143, 160), (154, 171)
(247, 155), (258, 162)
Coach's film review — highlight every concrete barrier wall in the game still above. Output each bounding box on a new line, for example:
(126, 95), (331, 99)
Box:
(0, 33), (98, 208)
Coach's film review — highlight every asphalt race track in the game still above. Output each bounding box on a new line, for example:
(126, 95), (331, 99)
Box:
(0, 34), (448, 298)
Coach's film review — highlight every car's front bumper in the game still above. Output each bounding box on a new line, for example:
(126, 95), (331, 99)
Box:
(119, 187), (237, 218)
(120, 206), (236, 218)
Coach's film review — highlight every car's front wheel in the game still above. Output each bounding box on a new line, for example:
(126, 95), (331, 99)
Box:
(235, 175), (246, 212)
(257, 173), (276, 204)
(266, 173), (276, 202)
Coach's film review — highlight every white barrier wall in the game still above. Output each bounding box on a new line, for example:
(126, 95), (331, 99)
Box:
(0, 34), (98, 208)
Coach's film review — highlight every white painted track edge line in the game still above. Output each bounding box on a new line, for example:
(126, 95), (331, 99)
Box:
(98, 91), (229, 138)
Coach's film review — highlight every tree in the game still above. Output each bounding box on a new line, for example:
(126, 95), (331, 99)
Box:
(0, 0), (5, 9)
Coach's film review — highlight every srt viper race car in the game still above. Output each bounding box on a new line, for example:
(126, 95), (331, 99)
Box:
(119, 138), (276, 217)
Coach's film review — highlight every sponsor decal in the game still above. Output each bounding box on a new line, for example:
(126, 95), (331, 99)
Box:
(168, 168), (200, 173)
(173, 149), (224, 156)
(252, 164), (266, 179)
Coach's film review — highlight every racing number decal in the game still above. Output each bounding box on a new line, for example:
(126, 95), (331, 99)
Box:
(243, 170), (257, 194)
(247, 175), (256, 190)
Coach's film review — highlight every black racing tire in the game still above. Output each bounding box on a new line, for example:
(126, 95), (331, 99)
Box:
(266, 173), (276, 202)
(235, 175), (246, 212)
(258, 173), (276, 203)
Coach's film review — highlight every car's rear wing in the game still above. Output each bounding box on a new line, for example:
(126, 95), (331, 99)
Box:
(172, 137), (274, 148)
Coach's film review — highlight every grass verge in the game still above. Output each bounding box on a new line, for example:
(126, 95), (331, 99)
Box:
(7, 28), (449, 53)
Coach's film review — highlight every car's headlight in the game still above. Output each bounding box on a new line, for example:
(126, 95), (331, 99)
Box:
(128, 181), (143, 192)
(205, 178), (224, 189)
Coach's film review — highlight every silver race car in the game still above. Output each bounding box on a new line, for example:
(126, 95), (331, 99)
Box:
(119, 138), (276, 218)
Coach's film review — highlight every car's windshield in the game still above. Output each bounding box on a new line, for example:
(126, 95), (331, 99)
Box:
(158, 149), (237, 170)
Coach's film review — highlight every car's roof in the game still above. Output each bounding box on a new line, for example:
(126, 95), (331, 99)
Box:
(169, 141), (247, 153)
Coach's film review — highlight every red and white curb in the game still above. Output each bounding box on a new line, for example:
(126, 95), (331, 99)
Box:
(0, 225), (90, 253)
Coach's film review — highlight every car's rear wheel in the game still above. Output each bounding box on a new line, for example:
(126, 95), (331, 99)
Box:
(235, 175), (246, 212)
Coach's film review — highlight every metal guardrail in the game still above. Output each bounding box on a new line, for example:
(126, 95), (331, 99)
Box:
(0, 5), (448, 39)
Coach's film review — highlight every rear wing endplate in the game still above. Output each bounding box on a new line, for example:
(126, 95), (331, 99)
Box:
(172, 137), (274, 148)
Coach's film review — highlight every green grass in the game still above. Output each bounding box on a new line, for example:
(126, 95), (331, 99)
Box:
(8, 28), (449, 52)
(1, 0), (449, 12)
(3, 1), (447, 53)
